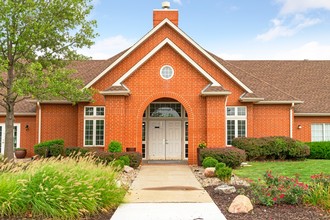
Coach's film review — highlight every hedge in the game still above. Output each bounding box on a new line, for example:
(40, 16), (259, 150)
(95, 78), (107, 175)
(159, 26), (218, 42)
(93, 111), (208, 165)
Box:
(306, 142), (330, 159)
(34, 139), (64, 157)
(200, 147), (246, 168)
(94, 151), (142, 168)
(232, 136), (310, 161)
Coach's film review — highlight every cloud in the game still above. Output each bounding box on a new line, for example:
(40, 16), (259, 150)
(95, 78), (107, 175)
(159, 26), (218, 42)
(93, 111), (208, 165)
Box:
(78, 35), (135, 59)
(276, 0), (330, 15)
(256, 15), (321, 41)
(173, 0), (182, 5)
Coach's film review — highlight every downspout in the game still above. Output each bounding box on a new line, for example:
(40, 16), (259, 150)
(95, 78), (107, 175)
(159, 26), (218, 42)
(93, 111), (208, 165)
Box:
(37, 102), (41, 143)
(290, 103), (294, 138)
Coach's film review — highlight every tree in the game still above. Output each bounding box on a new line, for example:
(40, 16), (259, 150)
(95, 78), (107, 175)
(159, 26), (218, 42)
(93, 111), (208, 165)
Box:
(0, 0), (97, 160)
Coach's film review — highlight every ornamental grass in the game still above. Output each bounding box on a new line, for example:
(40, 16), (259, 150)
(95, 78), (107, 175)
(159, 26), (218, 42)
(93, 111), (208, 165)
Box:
(0, 154), (126, 219)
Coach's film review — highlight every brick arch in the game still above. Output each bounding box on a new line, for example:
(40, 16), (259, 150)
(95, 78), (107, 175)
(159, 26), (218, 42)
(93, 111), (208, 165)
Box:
(134, 91), (196, 163)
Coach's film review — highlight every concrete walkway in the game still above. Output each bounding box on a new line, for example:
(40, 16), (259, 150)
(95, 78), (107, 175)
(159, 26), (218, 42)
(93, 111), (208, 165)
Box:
(111, 165), (226, 220)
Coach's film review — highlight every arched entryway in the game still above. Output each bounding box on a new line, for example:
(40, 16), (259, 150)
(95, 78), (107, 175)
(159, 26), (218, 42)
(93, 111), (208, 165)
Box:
(142, 98), (188, 161)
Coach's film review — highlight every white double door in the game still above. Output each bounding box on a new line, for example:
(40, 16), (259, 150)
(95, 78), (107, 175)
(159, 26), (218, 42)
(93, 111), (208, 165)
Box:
(0, 124), (20, 155)
(148, 121), (182, 160)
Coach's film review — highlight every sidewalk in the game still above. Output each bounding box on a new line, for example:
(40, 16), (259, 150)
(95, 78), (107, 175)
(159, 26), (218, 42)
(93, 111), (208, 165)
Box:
(111, 165), (226, 220)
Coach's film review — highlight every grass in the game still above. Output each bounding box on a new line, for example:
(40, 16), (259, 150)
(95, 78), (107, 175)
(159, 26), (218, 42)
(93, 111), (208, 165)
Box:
(0, 154), (126, 219)
(233, 159), (330, 183)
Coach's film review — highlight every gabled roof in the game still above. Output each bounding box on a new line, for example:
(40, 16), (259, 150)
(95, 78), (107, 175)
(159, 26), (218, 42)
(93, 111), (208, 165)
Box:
(83, 18), (253, 93)
(225, 60), (330, 114)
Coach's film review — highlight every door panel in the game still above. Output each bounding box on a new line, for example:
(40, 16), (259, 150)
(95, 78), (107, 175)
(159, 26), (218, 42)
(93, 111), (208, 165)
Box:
(165, 121), (182, 160)
(0, 125), (3, 154)
(148, 121), (165, 160)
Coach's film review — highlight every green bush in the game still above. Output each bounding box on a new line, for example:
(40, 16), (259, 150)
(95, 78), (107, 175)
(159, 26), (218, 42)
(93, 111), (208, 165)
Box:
(0, 156), (126, 219)
(215, 162), (226, 171)
(112, 159), (125, 169)
(200, 147), (246, 168)
(216, 166), (232, 182)
(232, 136), (310, 161)
(119, 155), (130, 166)
(306, 142), (330, 159)
(108, 141), (122, 153)
(202, 157), (218, 168)
(94, 152), (142, 169)
(65, 147), (90, 157)
(34, 139), (64, 157)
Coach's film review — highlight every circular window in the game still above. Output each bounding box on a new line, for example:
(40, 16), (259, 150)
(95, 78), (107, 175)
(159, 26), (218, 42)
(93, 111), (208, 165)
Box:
(160, 65), (174, 80)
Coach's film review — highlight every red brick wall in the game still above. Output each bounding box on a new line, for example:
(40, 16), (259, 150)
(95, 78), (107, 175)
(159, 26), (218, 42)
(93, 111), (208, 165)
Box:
(294, 116), (330, 142)
(153, 10), (179, 27)
(253, 105), (291, 137)
(0, 115), (36, 157)
(40, 104), (78, 147)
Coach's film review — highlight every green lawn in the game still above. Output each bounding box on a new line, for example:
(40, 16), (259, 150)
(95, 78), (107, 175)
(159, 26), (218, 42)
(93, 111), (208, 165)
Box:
(233, 159), (330, 183)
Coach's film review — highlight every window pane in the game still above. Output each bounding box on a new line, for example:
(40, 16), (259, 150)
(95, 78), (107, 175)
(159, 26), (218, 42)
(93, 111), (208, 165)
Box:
(227, 107), (235, 116)
(150, 103), (181, 117)
(96, 107), (104, 116)
(227, 120), (235, 145)
(237, 107), (246, 116)
(142, 122), (146, 141)
(85, 120), (94, 145)
(325, 124), (330, 141)
(95, 120), (104, 145)
(185, 122), (188, 141)
(13, 126), (18, 149)
(238, 120), (246, 137)
(312, 124), (323, 142)
(85, 107), (94, 116)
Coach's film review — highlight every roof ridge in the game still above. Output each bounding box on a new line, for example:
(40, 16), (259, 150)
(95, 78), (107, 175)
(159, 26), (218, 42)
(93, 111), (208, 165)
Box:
(216, 57), (301, 101)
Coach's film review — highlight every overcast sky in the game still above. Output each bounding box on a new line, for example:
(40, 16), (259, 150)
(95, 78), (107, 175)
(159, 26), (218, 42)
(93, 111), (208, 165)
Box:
(79, 0), (330, 60)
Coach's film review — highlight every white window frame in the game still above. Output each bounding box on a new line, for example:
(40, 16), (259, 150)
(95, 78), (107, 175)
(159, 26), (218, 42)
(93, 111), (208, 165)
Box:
(0, 123), (20, 155)
(160, 65), (174, 80)
(226, 107), (247, 146)
(84, 106), (105, 147)
(311, 123), (330, 142)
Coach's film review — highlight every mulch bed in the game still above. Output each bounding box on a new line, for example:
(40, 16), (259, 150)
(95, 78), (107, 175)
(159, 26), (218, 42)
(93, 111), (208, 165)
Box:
(205, 185), (330, 220)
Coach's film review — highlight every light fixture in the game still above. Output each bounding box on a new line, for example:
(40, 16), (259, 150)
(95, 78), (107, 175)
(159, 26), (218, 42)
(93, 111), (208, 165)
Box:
(297, 125), (302, 129)
(25, 125), (29, 131)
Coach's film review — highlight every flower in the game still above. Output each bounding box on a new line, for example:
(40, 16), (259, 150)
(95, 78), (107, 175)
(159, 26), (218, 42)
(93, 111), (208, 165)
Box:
(279, 194), (285, 199)
(273, 197), (277, 202)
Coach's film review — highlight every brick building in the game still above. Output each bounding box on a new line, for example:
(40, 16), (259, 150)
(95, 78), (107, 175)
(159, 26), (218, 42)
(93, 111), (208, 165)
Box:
(1, 5), (330, 164)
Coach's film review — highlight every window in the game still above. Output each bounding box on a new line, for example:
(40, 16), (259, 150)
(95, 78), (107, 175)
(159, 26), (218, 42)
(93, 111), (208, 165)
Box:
(160, 65), (174, 80)
(226, 107), (247, 145)
(149, 103), (182, 118)
(312, 123), (330, 141)
(0, 124), (20, 154)
(84, 106), (105, 146)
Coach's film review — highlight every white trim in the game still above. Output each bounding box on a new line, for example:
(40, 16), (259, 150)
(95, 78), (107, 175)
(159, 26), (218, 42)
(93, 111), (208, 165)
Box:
(256, 101), (304, 104)
(295, 113), (330, 116)
(99, 91), (130, 96)
(240, 98), (265, 102)
(113, 38), (221, 87)
(84, 19), (252, 93)
(160, 65), (174, 80)
(0, 123), (21, 154)
(28, 100), (73, 104)
(290, 103), (294, 138)
(37, 102), (41, 143)
(0, 113), (36, 116)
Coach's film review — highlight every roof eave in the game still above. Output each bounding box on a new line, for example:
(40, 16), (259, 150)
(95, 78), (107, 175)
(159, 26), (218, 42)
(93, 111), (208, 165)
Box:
(0, 113), (36, 116)
(99, 91), (130, 96)
(201, 91), (232, 96)
(240, 98), (265, 103)
(256, 100), (304, 104)
(295, 113), (330, 116)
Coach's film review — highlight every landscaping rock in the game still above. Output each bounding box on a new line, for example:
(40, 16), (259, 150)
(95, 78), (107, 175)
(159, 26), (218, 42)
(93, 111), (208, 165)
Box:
(204, 167), (216, 177)
(228, 195), (253, 214)
(124, 165), (134, 173)
(230, 175), (250, 187)
(214, 184), (236, 194)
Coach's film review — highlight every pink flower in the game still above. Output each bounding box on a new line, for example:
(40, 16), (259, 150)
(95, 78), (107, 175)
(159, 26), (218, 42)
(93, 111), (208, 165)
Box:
(280, 194), (285, 199)
(273, 197), (277, 202)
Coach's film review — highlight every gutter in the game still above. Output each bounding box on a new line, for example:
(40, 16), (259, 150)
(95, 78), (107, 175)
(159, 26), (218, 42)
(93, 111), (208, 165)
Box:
(295, 113), (330, 116)
(290, 103), (294, 138)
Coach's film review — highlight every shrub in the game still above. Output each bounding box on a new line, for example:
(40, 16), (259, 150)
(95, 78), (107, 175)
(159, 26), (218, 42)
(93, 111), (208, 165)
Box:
(0, 156), (126, 219)
(108, 141), (122, 153)
(94, 152), (142, 169)
(232, 136), (310, 161)
(34, 139), (64, 157)
(306, 142), (330, 159)
(65, 147), (90, 157)
(118, 155), (130, 166)
(304, 173), (330, 211)
(251, 171), (308, 206)
(215, 162), (226, 171)
(202, 157), (218, 168)
(112, 159), (125, 169)
(216, 166), (232, 182)
(200, 147), (246, 168)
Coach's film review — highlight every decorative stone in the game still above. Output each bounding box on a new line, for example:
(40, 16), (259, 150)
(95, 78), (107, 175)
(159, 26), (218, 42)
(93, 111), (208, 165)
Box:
(204, 167), (216, 177)
(214, 184), (236, 194)
(124, 165), (134, 173)
(228, 195), (253, 214)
